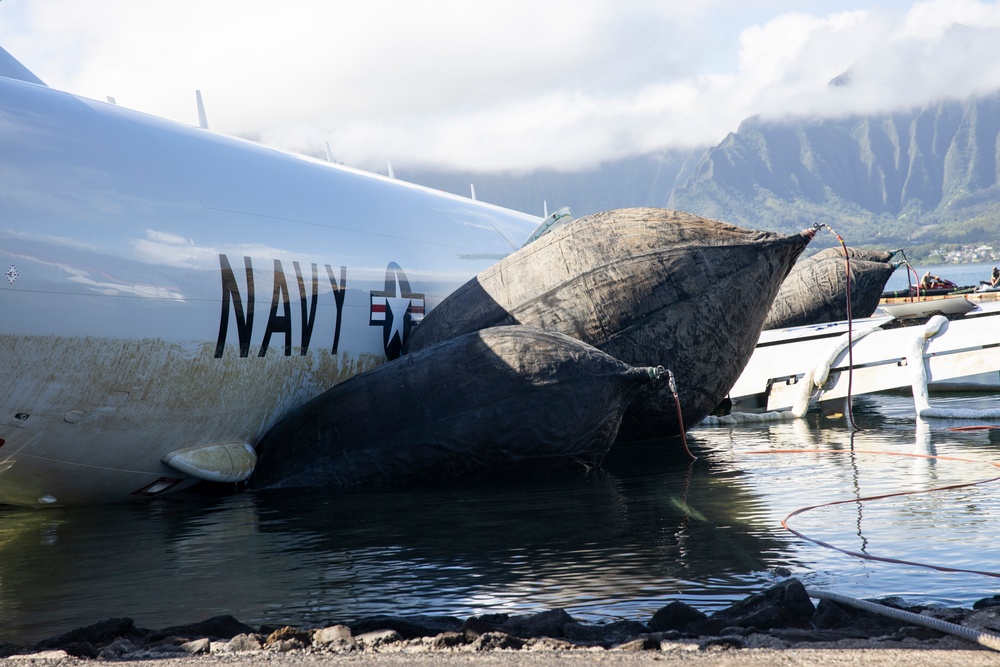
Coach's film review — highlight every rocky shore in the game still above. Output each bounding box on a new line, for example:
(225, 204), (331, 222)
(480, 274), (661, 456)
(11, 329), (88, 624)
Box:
(4, 579), (1000, 662)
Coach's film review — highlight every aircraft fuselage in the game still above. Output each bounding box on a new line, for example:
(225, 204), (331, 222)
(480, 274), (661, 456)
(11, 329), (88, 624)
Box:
(0, 73), (538, 506)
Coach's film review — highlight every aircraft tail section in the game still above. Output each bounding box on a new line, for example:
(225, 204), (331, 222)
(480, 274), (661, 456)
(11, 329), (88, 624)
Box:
(0, 45), (46, 86)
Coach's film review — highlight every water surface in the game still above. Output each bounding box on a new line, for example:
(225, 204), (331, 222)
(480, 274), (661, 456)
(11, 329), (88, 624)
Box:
(883, 260), (996, 291)
(1, 391), (999, 644)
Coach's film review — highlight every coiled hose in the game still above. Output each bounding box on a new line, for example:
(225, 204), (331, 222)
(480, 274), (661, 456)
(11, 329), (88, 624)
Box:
(807, 588), (1000, 651)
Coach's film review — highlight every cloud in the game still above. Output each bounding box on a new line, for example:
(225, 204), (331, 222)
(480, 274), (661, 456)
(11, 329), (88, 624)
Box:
(3, 1), (1000, 173)
(744, 1), (1000, 121)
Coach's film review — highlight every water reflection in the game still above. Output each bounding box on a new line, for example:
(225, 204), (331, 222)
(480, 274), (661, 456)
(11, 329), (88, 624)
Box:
(1, 392), (999, 645)
(0, 444), (783, 645)
(688, 393), (1000, 605)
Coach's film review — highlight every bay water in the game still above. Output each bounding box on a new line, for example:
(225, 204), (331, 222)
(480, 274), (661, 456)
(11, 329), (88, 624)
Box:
(883, 259), (996, 291)
(2, 389), (999, 644)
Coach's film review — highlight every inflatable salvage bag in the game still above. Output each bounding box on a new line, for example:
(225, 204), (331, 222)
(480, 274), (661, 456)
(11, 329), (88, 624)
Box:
(249, 326), (663, 490)
(764, 246), (897, 330)
(404, 208), (812, 441)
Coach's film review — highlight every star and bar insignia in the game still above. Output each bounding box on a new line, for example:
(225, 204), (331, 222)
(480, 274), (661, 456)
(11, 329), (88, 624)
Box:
(370, 262), (425, 360)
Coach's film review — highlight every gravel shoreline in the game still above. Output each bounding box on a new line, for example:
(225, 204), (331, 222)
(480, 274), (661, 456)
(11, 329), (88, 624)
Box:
(4, 579), (1000, 663)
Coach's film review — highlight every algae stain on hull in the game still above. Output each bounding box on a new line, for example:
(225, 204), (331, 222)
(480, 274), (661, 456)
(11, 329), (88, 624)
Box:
(0, 333), (383, 505)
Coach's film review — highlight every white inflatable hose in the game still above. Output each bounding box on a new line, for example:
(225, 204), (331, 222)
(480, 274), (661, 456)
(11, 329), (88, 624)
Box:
(807, 588), (1000, 652)
(698, 320), (884, 426)
(908, 315), (947, 415)
(909, 316), (1000, 419)
(790, 320), (885, 418)
(699, 411), (797, 425)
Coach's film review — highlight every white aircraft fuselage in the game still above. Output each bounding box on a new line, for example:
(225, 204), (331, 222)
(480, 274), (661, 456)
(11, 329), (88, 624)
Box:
(0, 63), (539, 507)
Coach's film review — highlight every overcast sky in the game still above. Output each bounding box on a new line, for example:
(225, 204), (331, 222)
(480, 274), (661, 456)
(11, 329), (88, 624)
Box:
(3, 0), (1000, 173)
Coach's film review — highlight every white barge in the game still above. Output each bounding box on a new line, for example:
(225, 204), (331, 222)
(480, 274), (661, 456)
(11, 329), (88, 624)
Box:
(730, 296), (1000, 415)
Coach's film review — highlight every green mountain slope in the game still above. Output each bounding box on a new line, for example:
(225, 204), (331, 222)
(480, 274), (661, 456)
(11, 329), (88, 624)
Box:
(668, 92), (1000, 252)
(404, 92), (1000, 257)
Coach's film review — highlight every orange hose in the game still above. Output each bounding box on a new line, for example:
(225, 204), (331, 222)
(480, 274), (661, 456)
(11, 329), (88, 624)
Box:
(666, 368), (697, 461)
(949, 425), (1000, 431)
(748, 448), (1000, 577)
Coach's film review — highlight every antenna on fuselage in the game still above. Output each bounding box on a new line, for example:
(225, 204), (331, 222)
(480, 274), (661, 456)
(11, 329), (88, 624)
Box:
(195, 90), (209, 129)
(543, 200), (548, 218)
(470, 184), (477, 200)
(106, 96), (117, 105)
(325, 141), (334, 162)
(387, 160), (395, 179)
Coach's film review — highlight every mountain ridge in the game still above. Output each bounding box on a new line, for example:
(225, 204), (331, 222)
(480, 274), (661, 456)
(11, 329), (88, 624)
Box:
(400, 91), (1000, 259)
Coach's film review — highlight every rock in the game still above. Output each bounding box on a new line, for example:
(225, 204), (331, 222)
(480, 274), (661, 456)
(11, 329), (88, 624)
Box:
(0, 644), (24, 658)
(35, 617), (135, 650)
(477, 613), (510, 624)
(975, 595), (1000, 610)
(426, 632), (466, 649)
(925, 607), (970, 625)
(470, 632), (524, 651)
(769, 628), (866, 643)
(59, 641), (97, 659)
(560, 622), (603, 643)
(602, 620), (650, 643)
(313, 625), (353, 646)
(143, 638), (191, 654)
(700, 636), (745, 650)
(21, 650), (71, 660)
(355, 629), (404, 648)
(649, 600), (707, 632)
(686, 618), (726, 636)
(874, 596), (911, 609)
(15, 582), (990, 658)
(501, 608), (575, 638)
(614, 636), (659, 651)
(961, 607), (1000, 632)
(270, 639), (305, 652)
(180, 637), (211, 654)
(560, 620), (636, 644)
(812, 599), (853, 629)
(711, 579), (815, 630)
(349, 615), (464, 640)
(830, 602), (909, 631)
(145, 615), (255, 642)
(265, 626), (312, 647)
(732, 605), (785, 630)
(526, 637), (579, 650)
(226, 633), (264, 652)
(97, 638), (139, 659)
(463, 616), (506, 638)
(890, 626), (945, 641)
